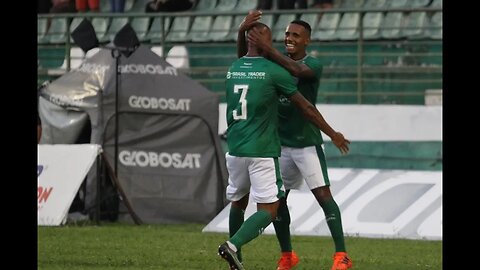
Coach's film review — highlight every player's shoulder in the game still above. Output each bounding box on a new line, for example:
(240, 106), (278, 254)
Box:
(303, 54), (323, 66)
(302, 55), (323, 74)
(270, 63), (293, 79)
(266, 58), (290, 73)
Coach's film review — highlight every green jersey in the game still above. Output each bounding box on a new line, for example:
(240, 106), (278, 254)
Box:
(226, 56), (298, 157)
(278, 55), (324, 147)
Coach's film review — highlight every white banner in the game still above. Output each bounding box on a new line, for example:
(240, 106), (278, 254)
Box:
(219, 104), (442, 141)
(38, 144), (101, 226)
(203, 168), (442, 240)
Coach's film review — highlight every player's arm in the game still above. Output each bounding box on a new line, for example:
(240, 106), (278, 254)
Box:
(248, 28), (316, 79)
(236, 10), (262, 58)
(289, 92), (350, 154)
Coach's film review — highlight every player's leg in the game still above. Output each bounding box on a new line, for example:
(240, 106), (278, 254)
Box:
(311, 146), (347, 253)
(219, 156), (283, 269)
(294, 145), (352, 270)
(221, 197), (280, 270)
(274, 195), (292, 252)
(311, 187), (346, 253)
(229, 157), (283, 248)
(230, 195), (249, 262)
(219, 193), (250, 270)
(311, 187), (352, 270)
(220, 153), (251, 269)
(275, 146), (300, 270)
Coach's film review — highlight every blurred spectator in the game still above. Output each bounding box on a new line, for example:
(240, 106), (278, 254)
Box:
(311, 0), (334, 9)
(110, 0), (126, 12)
(145, 0), (195, 12)
(256, 0), (273, 9)
(257, 0), (308, 9)
(38, 0), (53, 13)
(76, 0), (99, 12)
(278, 0), (307, 9)
(50, 0), (76, 13)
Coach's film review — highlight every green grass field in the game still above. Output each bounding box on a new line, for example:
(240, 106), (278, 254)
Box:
(38, 223), (442, 270)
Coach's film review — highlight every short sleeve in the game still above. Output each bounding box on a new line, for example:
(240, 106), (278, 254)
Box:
(270, 64), (298, 97)
(304, 57), (323, 79)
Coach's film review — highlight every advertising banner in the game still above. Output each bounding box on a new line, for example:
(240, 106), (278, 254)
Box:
(38, 144), (101, 226)
(203, 168), (442, 240)
(39, 45), (228, 224)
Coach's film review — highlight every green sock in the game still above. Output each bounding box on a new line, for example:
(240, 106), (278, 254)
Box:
(273, 200), (292, 252)
(321, 198), (346, 252)
(229, 207), (245, 262)
(230, 209), (272, 250)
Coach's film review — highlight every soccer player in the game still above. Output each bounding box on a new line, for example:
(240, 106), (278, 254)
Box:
(218, 22), (350, 270)
(237, 11), (353, 270)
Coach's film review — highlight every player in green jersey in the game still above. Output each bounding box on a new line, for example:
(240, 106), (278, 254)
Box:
(218, 22), (349, 270)
(237, 11), (353, 270)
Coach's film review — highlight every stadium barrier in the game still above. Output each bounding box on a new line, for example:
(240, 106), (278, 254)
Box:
(38, 6), (442, 105)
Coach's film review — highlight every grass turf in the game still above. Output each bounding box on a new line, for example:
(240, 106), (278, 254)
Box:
(38, 222), (442, 269)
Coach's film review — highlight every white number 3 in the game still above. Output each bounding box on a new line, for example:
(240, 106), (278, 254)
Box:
(233, 84), (248, 120)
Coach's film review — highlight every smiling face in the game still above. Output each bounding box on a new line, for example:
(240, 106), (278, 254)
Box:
(284, 23), (310, 60)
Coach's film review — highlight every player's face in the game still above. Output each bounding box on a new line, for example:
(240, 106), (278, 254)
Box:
(284, 24), (310, 56)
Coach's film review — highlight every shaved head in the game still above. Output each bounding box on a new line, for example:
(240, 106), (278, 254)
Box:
(248, 22), (271, 36)
(246, 22), (272, 56)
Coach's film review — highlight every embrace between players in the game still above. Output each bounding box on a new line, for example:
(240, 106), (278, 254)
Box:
(218, 10), (353, 270)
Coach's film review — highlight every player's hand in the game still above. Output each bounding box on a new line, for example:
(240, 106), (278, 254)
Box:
(247, 27), (271, 54)
(239, 10), (262, 32)
(331, 132), (350, 155)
